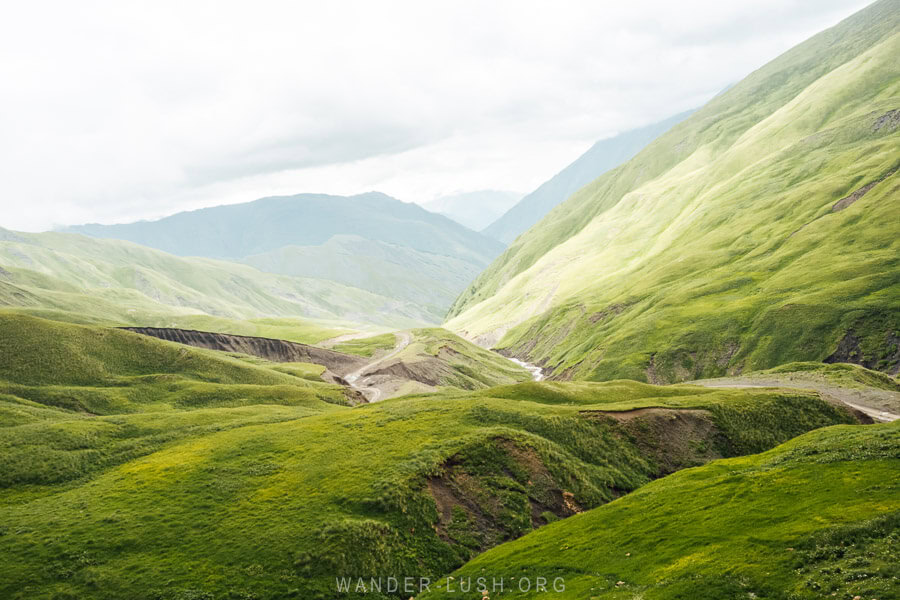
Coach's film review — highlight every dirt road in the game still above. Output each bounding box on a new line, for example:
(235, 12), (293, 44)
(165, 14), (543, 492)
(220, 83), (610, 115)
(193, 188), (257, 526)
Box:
(344, 331), (412, 402)
(695, 377), (899, 422)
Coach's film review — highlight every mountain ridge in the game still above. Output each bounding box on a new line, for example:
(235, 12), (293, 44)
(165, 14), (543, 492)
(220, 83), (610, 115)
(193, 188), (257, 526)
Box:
(65, 191), (502, 265)
(63, 191), (504, 321)
(446, 0), (900, 382)
(482, 109), (693, 244)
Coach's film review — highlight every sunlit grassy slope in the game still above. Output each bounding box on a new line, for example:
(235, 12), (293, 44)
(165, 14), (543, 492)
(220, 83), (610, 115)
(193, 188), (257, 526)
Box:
(0, 315), (859, 599)
(0, 228), (432, 331)
(446, 0), (900, 381)
(419, 421), (900, 600)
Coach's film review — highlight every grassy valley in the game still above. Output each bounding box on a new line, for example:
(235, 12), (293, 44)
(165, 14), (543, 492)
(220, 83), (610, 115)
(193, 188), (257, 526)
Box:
(356, 328), (537, 396)
(0, 311), (866, 599)
(1, 2), (898, 599)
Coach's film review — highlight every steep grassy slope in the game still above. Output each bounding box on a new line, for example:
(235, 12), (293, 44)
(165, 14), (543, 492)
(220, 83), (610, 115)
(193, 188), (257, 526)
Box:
(447, 0), (900, 381)
(65, 192), (505, 320)
(0, 340), (860, 600)
(483, 110), (692, 244)
(0, 228), (432, 328)
(420, 421), (900, 600)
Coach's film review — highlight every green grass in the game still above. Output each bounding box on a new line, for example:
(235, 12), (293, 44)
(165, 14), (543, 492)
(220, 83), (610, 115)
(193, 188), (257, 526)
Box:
(397, 328), (534, 390)
(0, 228), (435, 329)
(446, 1), (900, 382)
(0, 312), (352, 415)
(0, 312), (860, 600)
(761, 361), (900, 391)
(140, 315), (354, 345)
(419, 421), (900, 599)
(334, 333), (399, 357)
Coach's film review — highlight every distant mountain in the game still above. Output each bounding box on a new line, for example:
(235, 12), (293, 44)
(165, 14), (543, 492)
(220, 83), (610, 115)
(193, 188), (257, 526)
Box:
(483, 111), (693, 244)
(0, 227), (433, 329)
(64, 192), (505, 321)
(420, 190), (522, 231)
(448, 0), (900, 381)
(242, 234), (482, 320)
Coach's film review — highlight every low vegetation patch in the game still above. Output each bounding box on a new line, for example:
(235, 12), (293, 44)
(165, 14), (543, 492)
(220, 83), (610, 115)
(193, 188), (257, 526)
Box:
(419, 422), (900, 600)
(334, 333), (398, 357)
(0, 343), (861, 599)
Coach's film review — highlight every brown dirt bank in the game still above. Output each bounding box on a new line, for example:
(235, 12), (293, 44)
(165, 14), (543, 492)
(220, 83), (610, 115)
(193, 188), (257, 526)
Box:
(120, 326), (365, 376)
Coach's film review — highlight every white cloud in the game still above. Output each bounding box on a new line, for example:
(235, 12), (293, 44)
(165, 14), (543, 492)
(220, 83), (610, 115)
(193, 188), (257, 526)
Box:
(0, 0), (873, 231)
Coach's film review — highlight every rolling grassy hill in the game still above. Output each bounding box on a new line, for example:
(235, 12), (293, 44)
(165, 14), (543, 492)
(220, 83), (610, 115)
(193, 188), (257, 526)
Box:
(483, 110), (693, 245)
(0, 312), (354, 414)
(368, 328), (536, 392)
(446, 0), (900, 381)
(0, 227), (431, 330)
(0, 314), (863, 599)
(65, 192), (505, 321)
(419, 421), (900, 600)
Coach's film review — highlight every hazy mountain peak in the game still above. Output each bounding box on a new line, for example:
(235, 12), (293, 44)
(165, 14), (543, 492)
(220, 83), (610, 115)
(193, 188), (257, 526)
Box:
(419, 190), (523, 231)
(482, 110), (694, 244)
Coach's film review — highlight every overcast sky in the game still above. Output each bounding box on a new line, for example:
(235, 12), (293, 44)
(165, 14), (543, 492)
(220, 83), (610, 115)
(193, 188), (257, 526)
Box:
(0, 0), (873, 231)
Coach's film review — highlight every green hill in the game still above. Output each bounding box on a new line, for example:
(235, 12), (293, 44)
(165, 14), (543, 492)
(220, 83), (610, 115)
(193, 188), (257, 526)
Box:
(0, 312), (353, 414)
(345, 328), (536, 399)
(64, 192), (505, 321)
(0, 227), (432, 329)
(483, 110), (693, 244)
(0, 311), (862, 599)
(447, 0), (900, 381)
(419, 421), (900, 600)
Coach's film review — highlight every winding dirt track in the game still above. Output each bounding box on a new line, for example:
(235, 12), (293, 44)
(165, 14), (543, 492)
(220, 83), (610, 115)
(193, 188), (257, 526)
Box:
(695, 378), (899, 423)
(344, 332), (412, 402)
(319, 330), (384, 348)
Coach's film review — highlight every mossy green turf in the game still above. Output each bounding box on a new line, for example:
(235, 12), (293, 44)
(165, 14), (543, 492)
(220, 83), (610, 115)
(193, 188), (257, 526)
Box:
(0, 313), (338, 390)
(334, 333), (399, 357)
(419, 421), (900, 600)
(401, 328), (533, 389)
(0, 312), (352, 421)
(446, 0), (900, 382)
(0, 392), (852, 600)
(0, 316), (860, 600)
